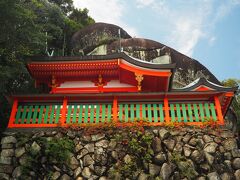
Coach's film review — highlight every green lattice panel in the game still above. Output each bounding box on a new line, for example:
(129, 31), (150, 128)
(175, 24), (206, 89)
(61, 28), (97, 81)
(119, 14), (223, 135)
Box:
(193, 104), (199, 122)
(124, 104), (129, 122)
(181, 104), (187, 122)
(14, 104), (62, 125)
(159, 104), (164, 122)
(204, 103), (211, 120)
(187, 104), (193, 122)
(142, 104), (146, 120)
(210, 103), (217, 121)
(170, 104), (176, 122)
(176, 104), (181, 122)
(199, 104), (205, 122)
(78, 105), (83, 123)
(147, 104), (152, 122)
(130, 104), (135, 122)
(64, 103), (112, 124)
(13, 102), (219, 127)
(136, 104), (140, 120)
(96, 105), (100, 123)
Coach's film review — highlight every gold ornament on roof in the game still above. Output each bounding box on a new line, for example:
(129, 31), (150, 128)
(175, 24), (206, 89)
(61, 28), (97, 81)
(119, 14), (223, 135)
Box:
(135, 73), (144, 91)
(98, 74), (104, 87)
(51, 75), (57, 88)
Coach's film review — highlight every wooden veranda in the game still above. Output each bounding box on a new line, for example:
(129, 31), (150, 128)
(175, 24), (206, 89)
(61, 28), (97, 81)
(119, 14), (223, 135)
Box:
(8, 93), (224, 128)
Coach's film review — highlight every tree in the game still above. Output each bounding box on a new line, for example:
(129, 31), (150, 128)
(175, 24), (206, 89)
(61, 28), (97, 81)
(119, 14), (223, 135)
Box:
(0, 0), (45, 131)
(64, 8), (95, 55)
(222, 78), (240, 132)
(222, 78), (240, 106)
(0, 0), (95, 131)
(48, 0), (74, 15)
(69, 8), (95, 27)
(222, 78), (240, 88)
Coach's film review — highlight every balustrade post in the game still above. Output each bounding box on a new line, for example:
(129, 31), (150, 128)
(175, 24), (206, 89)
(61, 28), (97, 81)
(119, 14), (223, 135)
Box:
(113, 96), (118, 123)
(214, 96), (224, 125)
(164, 97), (170, 124)
(61, 97), (68, 126)
(8, 99), (18, 128)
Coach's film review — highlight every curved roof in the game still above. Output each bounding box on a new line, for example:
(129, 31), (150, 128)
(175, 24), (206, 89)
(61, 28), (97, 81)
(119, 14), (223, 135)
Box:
(173, 77), (238, 92)
(107, 38), (220, 84)
(27, 52), (175, 92)
(27, 52), (176, 70)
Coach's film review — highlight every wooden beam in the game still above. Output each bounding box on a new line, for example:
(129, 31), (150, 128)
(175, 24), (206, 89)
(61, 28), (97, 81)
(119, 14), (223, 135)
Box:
(225, 92), (234, 97)
(8, 120), (222, 128)
(8, 123), (59, 128)
(214, 96), (224, 125)
(8, 99), (18, 128)
(119, 63), (171, 77)
(164, 98), (170, 124)
(53, 87), (138, 94)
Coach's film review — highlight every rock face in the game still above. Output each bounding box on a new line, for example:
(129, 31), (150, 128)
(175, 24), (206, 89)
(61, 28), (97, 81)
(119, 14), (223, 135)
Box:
(160, 163), (175, 180)
(108, 38), (219, 86)
(0, 127), (240, 179)
(71, 22), (219, 87)
(71, 22), (131, 55)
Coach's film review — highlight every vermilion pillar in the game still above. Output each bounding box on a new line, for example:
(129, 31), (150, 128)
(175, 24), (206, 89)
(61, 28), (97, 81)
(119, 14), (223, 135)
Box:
(61, 97), (68, 125)
(214, 96), (224, 125)
(8, 99), (18, 128)
(113, 96), (118, 123)
(164, 98), (170, 124)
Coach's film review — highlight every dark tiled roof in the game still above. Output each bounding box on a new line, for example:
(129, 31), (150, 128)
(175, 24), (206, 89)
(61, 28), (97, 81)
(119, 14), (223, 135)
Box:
(172, 77), (238, 92)
(27, 52), (176, 70)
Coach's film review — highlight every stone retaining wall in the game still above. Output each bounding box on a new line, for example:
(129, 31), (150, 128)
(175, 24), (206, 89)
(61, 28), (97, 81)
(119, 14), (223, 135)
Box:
(0, 127), (240, 180)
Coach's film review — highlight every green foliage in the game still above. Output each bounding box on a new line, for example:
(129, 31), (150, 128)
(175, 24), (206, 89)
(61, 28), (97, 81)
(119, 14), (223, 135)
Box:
(170, 151), (186, 162)
(128, 131), (154, 162)
(69, 8), (95, 27)
(155, 177), (163, 180)
(119, 161), (138, 177)
(16, 133), (30, 147)
(111, 128), (154, 179)
(0, 0), (95, 132)
(44, 137), (74, 163)
(20, 136), (74, 178)
(109, 160), (138, 179)
(170, 152), (196, 179)
(222, 78), (240, 132)
(48, 0), (74, 14)
(222, 78), (240, 87)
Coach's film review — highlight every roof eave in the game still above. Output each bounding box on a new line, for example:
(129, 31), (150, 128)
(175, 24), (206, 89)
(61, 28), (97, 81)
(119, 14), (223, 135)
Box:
(172, 77), (238, 92)
(26, 52), (176, 70)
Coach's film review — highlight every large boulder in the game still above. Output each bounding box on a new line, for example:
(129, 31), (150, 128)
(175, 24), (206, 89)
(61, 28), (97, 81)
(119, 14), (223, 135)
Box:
(71, 22), (131, 55)
(71, 23), (220, 87)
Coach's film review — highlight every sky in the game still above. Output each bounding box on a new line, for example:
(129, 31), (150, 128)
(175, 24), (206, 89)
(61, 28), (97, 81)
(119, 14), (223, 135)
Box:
(73, 0), (240, 81)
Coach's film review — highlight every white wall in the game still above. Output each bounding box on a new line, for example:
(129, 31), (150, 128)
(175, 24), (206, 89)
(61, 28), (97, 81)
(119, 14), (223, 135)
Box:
(59, 81), (95, 88)
(105, 80), (134, 88)
(59, 80), (134, 88)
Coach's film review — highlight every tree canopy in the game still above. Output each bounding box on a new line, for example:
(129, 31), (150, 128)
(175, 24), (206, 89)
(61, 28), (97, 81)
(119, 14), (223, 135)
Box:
(222, 78), (240, 132)
(0, 0), (95, 130)
(222, 78), (240, 88)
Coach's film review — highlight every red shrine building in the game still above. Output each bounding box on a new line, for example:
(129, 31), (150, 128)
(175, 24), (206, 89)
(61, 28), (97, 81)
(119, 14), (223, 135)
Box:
(8, 53), (237, 128)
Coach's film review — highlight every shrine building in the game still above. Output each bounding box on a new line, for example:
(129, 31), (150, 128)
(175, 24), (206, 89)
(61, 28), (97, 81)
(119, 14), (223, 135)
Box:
(7, 52), (238, 128)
